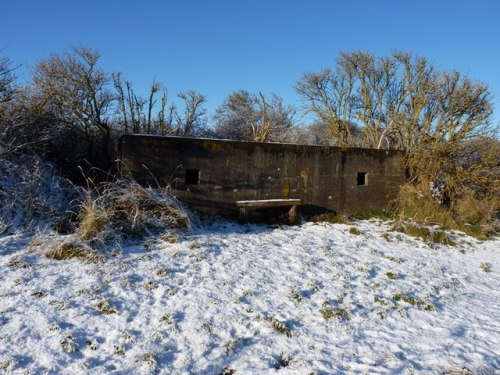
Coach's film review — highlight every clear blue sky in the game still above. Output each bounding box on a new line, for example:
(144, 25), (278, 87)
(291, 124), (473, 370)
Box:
(3, 0), (500, 126)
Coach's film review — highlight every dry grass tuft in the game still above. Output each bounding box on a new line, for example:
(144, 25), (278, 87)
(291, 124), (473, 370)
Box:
(396, 183), (498, 240)
(75, 179), (191, 244)
(392, 222), (456, 246)
(396, 184), (458, 230)
(77, 198), (109, 241)
(453, 192), (498, 226)
(310, 211), (352, 224)
(44, 239), (102, 262)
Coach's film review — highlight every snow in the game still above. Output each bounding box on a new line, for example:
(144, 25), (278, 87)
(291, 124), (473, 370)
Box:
(0, 220), (498, 374)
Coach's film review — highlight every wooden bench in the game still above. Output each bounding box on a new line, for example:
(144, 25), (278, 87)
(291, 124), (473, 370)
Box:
(235, 199), (302, 222)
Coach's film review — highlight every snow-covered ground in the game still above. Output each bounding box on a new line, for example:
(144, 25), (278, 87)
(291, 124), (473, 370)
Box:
(0, 220), (498, 374)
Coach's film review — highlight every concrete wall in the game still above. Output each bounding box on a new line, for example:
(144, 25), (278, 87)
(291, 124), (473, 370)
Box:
(119, 135), (405, 218)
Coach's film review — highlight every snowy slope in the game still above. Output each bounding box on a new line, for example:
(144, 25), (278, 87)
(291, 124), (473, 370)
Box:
(0, 220), (498, 374)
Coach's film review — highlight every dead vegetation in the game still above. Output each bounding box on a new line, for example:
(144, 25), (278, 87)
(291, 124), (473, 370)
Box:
(0, 154), (80, 235)
(310, 211), (351, 224)
(0, 153), (192, 262)
(394, 183), (498, 241)
(76, 179), (191, 243)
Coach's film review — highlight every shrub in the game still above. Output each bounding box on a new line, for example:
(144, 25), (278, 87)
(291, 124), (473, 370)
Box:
(0, 154), (80, 234)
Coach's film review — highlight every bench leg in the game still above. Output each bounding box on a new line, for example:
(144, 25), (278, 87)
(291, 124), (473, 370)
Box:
(288, 205), (297, 223)
(239, 206), (246, 218)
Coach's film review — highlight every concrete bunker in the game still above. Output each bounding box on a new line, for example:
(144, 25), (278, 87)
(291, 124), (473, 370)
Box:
(119, 135), (405, 220)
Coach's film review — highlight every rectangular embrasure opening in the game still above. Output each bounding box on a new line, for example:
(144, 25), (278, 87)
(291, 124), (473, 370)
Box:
(357, 172), (367, 186)
(185, 169), (200, 185)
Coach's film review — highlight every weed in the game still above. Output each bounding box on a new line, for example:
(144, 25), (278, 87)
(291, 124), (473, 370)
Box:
(43, 239), (102, 262)
(385, 272), (399, 280)
(144, 280), (158, 290)
(156, 268), (168, 277)
(395, 183), (497, 240)
(392, 222), (456, 246)
(0, 357), (16, 372)
(86, 340), (98, 350)
(114, 346), (125, 356)
(202, 322), (213, 334)
(270, 319), (292, 337)
(188, 241), (201, 249)
(290, 289), (303, 303)
(61, 332), (77, 353)
(95, 299), (116, 315)
(353, 210), (394, 221)
(223, 338), (240, 355)
(386, 256), (400, 263)
(138, 353), (157, 370)
(310, 282), (321, 292)
(8, 256), (30, 269)
(49, 300), (69, 311)
(348, 227), (361, 235)
(161, 232), (179, 243)
(77, 199), (108, 241)
(31, 291), (47, 299)
(275, 352), (294, 369)
(48, 323), (61, 332)
(381, 232), (392, 242)
(319, 308), (350, 321)
(393, 292), (433, 311)
(164, 288), (176, 296)
(480, 263), (492, 272)
(160, 314), (174, 326)
(310, 212), (351, 224)
(219, 368), (237, 375)
(374, 296), (388, 305)
(121, 330), (136, 343)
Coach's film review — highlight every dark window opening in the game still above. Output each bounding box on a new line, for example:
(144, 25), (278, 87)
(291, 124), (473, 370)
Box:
(357, 172), (367, 186)
(185, 169), (200, 185)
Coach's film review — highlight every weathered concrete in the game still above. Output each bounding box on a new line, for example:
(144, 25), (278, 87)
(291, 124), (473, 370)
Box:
(119, 135), (405, 219)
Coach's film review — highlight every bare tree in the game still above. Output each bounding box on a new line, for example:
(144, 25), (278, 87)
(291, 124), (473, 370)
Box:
(172, 90), (207, 137)
(296, 68), (356, 147)
(297, 51), (496, 204)
(213, 90), (295, 142)
(32, 47), (115, 165)
(0, 55), (17, 105)
(113, 74), (168, 135)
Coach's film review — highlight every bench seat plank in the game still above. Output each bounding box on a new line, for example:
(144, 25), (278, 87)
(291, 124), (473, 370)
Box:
(235, 199), (302, 208)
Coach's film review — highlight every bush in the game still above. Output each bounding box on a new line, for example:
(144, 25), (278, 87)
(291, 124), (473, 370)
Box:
(0, 154), (80, 234)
